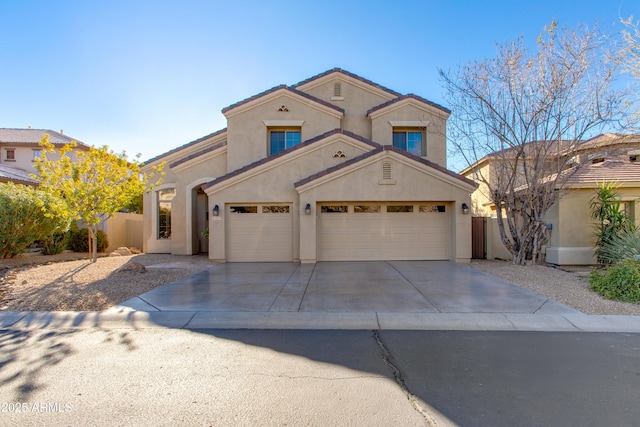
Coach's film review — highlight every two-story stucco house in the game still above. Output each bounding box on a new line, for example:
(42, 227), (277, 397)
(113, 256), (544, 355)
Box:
(141, 69), (477, 263)
(0, 128), (90, 185)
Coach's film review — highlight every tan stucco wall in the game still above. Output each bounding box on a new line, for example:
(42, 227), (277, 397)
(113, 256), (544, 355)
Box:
(225, 94), (342, 172)
(296, 153), (475, 263)
(301, 78), (393, 139)
(1, 146), (86, 177)
(370, 105), (448, 167)
(206, 137), (373, 261)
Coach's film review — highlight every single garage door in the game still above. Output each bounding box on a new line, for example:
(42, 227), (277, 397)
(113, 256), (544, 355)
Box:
(318, 203), (449, 261)
(227, 204), (292, 262)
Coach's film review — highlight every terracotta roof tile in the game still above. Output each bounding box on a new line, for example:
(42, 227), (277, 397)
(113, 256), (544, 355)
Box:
(567, 160), (640, 184)
(0, 128), (90, 149)
(0, 165), (39, 185)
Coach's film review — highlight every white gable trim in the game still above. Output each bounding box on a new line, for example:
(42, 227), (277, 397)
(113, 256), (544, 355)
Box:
(389, 120), (430, 128)
(369, 98), (450, 120)
(263, 120), (305, 127)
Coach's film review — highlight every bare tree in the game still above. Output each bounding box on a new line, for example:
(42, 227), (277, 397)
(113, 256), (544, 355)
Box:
(440, 22), (627, 265)
(621, 15), (640, 127)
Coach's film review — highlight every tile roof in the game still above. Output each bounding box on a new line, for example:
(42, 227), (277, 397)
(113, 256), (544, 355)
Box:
(202, 129), (380, 190)
(169, 141), (227, 168)
(221, 85), (344, 115)
(291, 68), (403, 97)
(144, 128), (227, 164)
(294, 145), (477, 188)
(566, 160), (640, 184)
(0, 165), (39, 185)
(0, 128), (89, 149)
(367, 94), (451, 116)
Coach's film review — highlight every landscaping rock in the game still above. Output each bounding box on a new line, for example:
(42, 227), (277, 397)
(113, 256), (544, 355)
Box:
(116, 261), (146, 273)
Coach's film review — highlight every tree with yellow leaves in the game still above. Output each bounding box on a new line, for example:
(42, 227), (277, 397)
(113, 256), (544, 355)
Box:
(33, 135), (164, 262)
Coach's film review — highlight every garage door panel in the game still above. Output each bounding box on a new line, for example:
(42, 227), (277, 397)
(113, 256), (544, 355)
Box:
(318, 203), (449, 261)
(227, 204), (292, 262)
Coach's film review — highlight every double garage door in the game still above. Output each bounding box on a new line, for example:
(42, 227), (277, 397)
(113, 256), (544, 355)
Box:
(226, 202), (450, 262)
(318, 203), (450, 261)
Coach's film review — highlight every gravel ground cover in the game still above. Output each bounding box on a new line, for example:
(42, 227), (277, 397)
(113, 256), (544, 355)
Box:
(1, 253), (639, 315)
(0, 252), (214, 311)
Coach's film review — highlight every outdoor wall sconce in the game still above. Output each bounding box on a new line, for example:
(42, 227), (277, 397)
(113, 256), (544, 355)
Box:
(212, 205), (220, 216)
(304, 203), (311, 215)
(461, 203), (470, 214)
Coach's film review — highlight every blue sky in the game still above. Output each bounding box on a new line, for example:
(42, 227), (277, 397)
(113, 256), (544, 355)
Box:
(0, 0), (636, 166)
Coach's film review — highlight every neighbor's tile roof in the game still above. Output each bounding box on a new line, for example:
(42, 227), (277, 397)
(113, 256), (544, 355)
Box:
(366, 94), (451, 116)
(0, 165), (39, 185)
(566, 160), (640, 184)
(0, 128), (89, 149)
(221, 85), (344, 115)
(202, 129), (380, 190)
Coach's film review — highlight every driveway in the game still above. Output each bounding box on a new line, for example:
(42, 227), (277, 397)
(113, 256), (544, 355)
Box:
(120, 261), (576, 315)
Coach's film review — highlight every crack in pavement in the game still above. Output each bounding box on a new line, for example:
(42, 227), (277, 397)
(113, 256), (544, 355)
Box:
(372, 330), (439, 427)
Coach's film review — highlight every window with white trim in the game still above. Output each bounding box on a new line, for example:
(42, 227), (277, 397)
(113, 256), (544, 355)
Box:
(269, 128), (301, 155)
(32, 149), (42, 161)
(392, 129), (425, 156)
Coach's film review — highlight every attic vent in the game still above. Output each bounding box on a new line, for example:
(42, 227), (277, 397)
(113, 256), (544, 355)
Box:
(333, 150), (347, 158)
(591, 157), (605, 164)
(382, 162), (392, 180)
(278, 105), (289, 112)
(631, 155), (637, 162)
(334, 82), (341, 97)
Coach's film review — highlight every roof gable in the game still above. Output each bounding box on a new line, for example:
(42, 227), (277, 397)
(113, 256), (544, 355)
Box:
(221, 85), (344, 118)
(367, 94), (451, 118)
(143, 128), (227, 166)
(292, 68), (402, 99)
(295, 145), (477, 191)
(202, 129), (379, 192)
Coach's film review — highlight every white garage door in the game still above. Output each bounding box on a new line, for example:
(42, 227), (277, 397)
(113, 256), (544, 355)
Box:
(318, 203), (450, 261)
(227, 204), (292, 262)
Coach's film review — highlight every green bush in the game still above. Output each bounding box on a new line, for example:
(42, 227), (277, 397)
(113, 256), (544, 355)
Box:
(41, 232), (69, 255)
(0, 182), (71, 258)
(68, 227), (109, 253)
(589, 259), (640, 303)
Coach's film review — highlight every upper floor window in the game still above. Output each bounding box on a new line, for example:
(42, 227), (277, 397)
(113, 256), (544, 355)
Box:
(269, 128), (301, 156)
(392, 130), (424, 156)
(5, 148), (15, 161)
(32, 149), (42, 161)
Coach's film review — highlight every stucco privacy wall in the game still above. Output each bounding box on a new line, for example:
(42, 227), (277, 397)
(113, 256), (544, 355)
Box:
(204, 134), (375, 261)
(104, 212), (143, 251)
(296, 151), (476, 263)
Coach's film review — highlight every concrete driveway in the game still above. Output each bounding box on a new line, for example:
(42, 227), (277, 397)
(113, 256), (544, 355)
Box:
(120, 261), (576, 315)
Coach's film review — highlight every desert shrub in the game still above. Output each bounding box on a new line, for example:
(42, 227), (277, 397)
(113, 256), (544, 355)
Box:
(68, 227), (109, 253)
(0, 182), (70, 258)
(41, 232), (69, 255)
(596, 229), (640, 265)
(589, 259), (640, 303)
(590, 183), (636, 264)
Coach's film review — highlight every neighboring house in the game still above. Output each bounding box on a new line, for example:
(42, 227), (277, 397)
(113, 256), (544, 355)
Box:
(461, 133), (640, 265)
(0, 128), (142, 251)
(141, 68), (477, 263)
(0, 128), (90, 185)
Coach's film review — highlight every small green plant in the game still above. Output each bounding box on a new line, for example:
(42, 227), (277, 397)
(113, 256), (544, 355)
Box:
(41, 232), (69, 255)
(589, 259), (640, 303)
(590, 182), (636, 264)
(201, 228), (209, 239)
(68, 227), (109, 253)
(596, 228), (640, 265)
